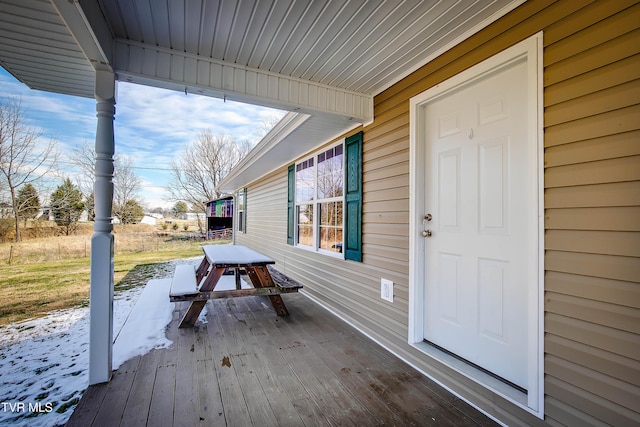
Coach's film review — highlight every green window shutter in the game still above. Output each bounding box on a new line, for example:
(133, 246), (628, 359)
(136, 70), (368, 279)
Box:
(344, 131), (363, 262)
(287, 164), (295, 245)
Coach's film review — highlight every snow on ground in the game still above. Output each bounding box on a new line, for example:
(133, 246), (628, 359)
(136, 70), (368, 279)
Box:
(0, 257), (203, 427)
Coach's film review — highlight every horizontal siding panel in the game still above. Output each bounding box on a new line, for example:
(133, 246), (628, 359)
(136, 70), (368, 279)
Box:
(363, 187), (410, 203)
(545, 207), (640, 231)
(545, 312), (638, 361)
(364, 126), (409, 156)
(545, 155), (640, 188)
(546, 334), (640, 385)
(365, 245), (408, 263)
(364, 199), (409, 214)
(545, 355), (639, 413)
(545, 250), (639, 283)
(545, 130), (640, 167)
(544, 3), (640, 67)
(361, 253), (408, 276)
(365, 163), (408, 182)
(544, 28), (640, 86)
(364, 175), (408, 192)
(369, 101), (409, 131)
(363, 211), (408, 225)
(363, 150), (409, 174)
(363, 233), (409, 250)
(545, 104), (640, 147)
(546, 291), (640, 334)
(545, 230), (640, 257)
(545, 378), (639, 427)
(364, 111), (409, 142)
(363, 222), (408, 238)
(543, 0), (638, 45)
(545, 80), (640, 127)
(545, 55), (640, 106)
(545, 182), (640, 208)
(546, 271), (640, 308)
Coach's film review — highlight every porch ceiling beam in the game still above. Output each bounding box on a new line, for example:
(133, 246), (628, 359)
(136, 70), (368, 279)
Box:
(113, 39), (373, 123)
(51, 0), (113, 72)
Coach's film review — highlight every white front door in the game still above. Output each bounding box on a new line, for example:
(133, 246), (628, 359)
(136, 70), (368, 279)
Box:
(422, 58), (532, 390)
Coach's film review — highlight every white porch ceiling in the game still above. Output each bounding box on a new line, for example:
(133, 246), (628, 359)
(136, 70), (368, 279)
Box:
(0, 0), (523, 188)
(1, 0), (522, 120)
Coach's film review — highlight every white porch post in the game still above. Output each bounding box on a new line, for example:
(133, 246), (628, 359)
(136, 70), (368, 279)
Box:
(89, 70), (116, 384)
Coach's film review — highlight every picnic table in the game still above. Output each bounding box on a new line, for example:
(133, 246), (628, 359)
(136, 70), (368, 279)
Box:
(170, 245), (302, 328)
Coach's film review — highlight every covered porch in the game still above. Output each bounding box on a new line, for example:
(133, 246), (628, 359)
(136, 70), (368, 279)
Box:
(67, 288), (497, 426)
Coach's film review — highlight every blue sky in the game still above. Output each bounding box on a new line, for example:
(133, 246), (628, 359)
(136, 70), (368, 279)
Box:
(0, 67), (284, 209)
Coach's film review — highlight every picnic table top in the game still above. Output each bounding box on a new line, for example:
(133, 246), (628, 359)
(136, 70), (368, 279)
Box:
(203, 244), (275, 267)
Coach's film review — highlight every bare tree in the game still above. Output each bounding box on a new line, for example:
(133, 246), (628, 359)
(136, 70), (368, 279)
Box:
(167, 130), (249, 231)
(0, 97), (58, 242)
(112, 155), (142, 225)
(255, 113), (285, 140)
(70, 140), (96, 198)
(69, 142), (143, 225)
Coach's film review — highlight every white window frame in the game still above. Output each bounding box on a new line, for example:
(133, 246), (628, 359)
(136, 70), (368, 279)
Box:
(294, 142), (345, 258)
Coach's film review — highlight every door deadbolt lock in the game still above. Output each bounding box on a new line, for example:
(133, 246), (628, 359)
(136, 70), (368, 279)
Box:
(424, 213), (432, 222)
(422, 230), (432, 238)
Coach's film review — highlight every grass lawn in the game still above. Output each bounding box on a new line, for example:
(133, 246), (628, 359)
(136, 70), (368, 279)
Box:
(0, 236), (223, 325)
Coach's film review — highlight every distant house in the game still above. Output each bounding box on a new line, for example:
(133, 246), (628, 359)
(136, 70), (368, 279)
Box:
(205, 197), (233, 240)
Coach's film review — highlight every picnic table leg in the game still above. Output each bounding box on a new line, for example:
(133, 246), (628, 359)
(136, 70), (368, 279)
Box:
(195, 257), (210, 285)
(246, 266), (289, 316)
(178, 267), (225, 328)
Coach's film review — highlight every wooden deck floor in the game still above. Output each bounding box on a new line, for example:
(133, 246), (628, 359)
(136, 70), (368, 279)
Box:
(67, 291), (498, 427)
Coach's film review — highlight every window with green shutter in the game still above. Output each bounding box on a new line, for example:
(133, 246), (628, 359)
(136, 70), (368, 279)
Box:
(286, 131), (362, 262)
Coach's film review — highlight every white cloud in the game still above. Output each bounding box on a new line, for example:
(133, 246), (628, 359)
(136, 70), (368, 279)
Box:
(1, 68), (286, 208)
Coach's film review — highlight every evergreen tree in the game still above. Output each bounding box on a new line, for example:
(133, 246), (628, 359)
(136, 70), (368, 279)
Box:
(119, 199), (144, 224)
(16, 183), (40, 226)
(50, 178), (85, 235)
(172, 201), (188, 217)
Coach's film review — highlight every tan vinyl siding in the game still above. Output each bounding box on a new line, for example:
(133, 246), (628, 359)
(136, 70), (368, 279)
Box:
(541, 2), (640, 424)
(239, 1), (640, 425)
(373, 1), (640, 424)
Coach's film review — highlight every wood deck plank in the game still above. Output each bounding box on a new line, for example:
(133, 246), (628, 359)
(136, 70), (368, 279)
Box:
(284, 300), (460, 425)
(242, 296), (331, 426)
(231, 297), (308, 426)
(247, 297), (377, 426)
(213, 299), (280, 427)
(119, 349), (161, 426)
(65, 381), (108, 427)
(67, 287), (499, 427)
(206, 301), (254, 427)
(147, 363), (176, 427)
(173, 327), (199, 427)
(89, 357), (140, 426)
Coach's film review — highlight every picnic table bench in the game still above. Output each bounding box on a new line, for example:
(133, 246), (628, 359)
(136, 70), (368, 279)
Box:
(170, 245), (302, 328)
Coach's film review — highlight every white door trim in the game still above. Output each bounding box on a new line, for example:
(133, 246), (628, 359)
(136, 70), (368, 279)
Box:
(408, 32), (544, 417)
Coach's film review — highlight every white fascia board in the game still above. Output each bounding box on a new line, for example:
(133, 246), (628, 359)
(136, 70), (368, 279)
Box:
(218, 112), (311, 192)
(218, 112), (360, 193)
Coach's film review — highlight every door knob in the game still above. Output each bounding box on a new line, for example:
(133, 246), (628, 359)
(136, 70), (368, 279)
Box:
(422, 230), (432, 238)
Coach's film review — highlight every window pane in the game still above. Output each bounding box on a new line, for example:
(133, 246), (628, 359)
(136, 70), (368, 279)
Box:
(317, 146), (343, 199)
(319, 201), (343, 253)
(296, 204), (313, 247)
(296, 159), (314, 202)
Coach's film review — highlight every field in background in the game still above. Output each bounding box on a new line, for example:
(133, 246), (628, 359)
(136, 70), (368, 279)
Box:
(0, 221), (229, 325)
